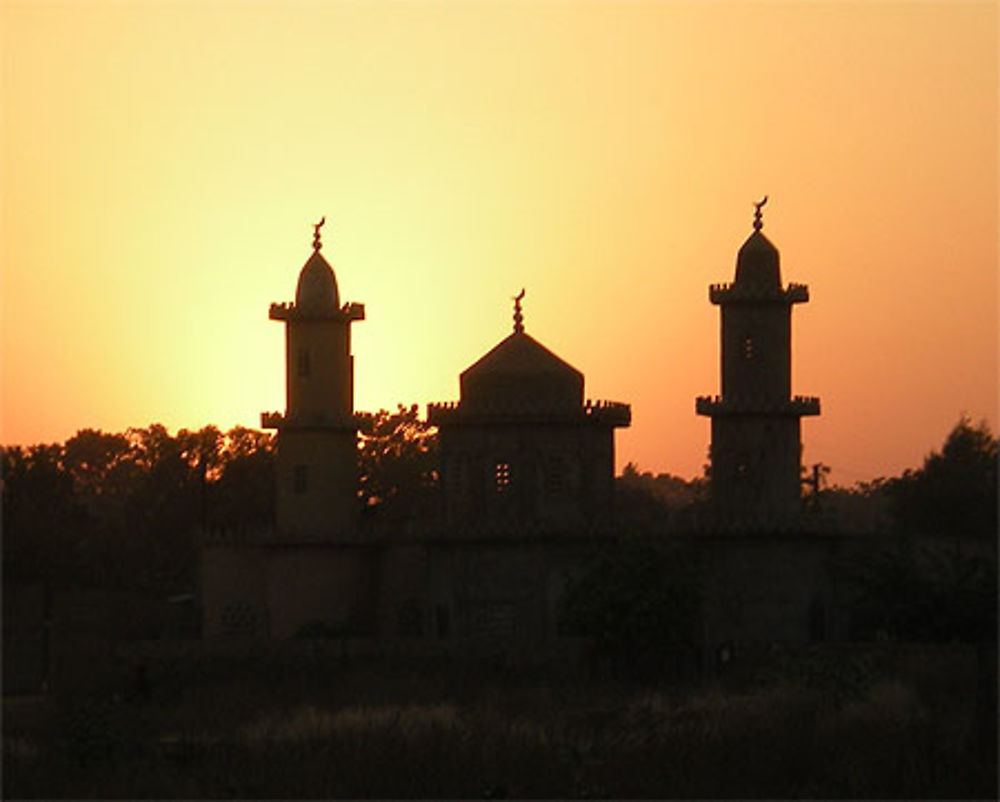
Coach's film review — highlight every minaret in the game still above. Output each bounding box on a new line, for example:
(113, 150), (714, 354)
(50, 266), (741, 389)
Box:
(696, 199), (820, 530)
(262, 219), (365, 540)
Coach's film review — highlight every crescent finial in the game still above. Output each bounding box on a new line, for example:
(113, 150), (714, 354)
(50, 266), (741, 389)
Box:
(753, 196), (768, 231)
(513, 288), (525, 334)
(312, 217), (326, 251)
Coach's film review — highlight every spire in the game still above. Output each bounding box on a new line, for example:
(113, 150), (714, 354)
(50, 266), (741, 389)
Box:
(513, 288), (525, 334)
(312, 216), (326, 251)
(753, 196), (768, 232)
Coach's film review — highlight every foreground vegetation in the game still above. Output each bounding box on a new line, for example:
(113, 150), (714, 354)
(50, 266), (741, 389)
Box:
(4, 649), (995, 799)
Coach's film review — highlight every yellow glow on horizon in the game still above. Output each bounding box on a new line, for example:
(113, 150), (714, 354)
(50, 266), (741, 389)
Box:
(2, 1), (996, 484)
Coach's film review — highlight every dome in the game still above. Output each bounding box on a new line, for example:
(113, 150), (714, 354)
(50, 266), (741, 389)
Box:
(295, 250), (340, 316)
(734, 229), (781, 289)
(460, 331), (584, 414)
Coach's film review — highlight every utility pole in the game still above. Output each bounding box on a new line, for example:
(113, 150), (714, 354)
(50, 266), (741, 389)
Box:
(802, 462), (829, 510)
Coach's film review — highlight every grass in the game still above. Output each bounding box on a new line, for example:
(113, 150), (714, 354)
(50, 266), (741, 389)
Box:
(3, 648), (996, 799)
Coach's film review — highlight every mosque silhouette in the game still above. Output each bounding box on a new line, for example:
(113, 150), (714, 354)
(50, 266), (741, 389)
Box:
(203, 203), (836, 655)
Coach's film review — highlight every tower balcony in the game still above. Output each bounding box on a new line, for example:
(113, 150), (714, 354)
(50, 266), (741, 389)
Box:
(269, 301), (366, 322)
(696, 394), (820, 417)
(260, 410), (368, 430)
(709, 282), (809, 305)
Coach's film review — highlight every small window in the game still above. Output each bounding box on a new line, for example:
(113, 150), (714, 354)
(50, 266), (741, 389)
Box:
(447, 456), (467, 494)
(435, 604), (451, 638)
(735, 462), (748, 479)
(742, 336), (755, 360)
(297, 347), (311, 377)
(221, 603), (258, 637)
(545, 457), (565, 494)
(395, 600), (423, 637)
(494, 461), (512, 493)
(293, 464), (308, 494)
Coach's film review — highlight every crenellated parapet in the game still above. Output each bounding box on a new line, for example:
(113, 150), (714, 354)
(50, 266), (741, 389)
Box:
(261, 411), (284, 429)
(269, 300), (366, 322)
(260, 410), (368, 430)
(696, 394), (820, 417)
(584, 399), (632, 426)
(709, 282), (808, 305)
(428, 398), (631, 427)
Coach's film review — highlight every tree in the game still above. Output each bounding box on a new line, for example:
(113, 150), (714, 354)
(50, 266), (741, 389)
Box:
(212, 427), (276, 527)
(3, 424), (279, 592)
(841, 417), (998, 642)
(2, 443), (81, 583)
(357, 405), (439, 521)
(615, 463), (706, 534)
(559, 536), (702, 678)
(888, 417), (997, 537)
(844, 541), (996, 642)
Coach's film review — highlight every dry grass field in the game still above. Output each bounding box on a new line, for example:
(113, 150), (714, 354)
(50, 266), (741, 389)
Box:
(3, 647), (996, 799)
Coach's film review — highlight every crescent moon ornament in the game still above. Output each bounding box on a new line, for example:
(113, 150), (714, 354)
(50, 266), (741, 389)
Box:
(312, 217), (326, 250)
(513, 288), (525, 333)
(753, 196), (768, 231)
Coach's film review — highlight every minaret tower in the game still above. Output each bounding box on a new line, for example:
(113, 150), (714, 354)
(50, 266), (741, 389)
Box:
(262, 219), (365, 540)
(696, 199), (820, 530)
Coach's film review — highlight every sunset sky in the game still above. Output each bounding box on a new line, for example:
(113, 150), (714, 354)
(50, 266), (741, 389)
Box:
(2, 1), (996, 484)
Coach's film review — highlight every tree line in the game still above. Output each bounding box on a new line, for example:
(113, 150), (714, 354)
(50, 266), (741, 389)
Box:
(1, 407), (439, 593)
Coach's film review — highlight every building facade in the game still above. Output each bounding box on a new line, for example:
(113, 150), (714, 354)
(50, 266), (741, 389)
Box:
(202, 232), (630, 646)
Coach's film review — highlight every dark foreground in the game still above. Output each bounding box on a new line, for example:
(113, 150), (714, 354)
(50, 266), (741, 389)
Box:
(3, 645), (996, 799)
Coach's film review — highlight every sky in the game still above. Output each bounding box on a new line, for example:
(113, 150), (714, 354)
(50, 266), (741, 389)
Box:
(1, 0), (996, 484)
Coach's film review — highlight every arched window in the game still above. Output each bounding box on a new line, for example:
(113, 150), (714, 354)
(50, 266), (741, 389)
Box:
(297, 347), (311, 377)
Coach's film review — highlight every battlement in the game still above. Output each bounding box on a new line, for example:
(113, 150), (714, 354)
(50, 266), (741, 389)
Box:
(269, 301), (366, 322)
(709, 282), (809, 305)
(696, 394), (820, 416)
(427, 399), (631, 427)
(260, 410), (367, 430)
(583, 399), (632, 426)
(343, 302), (365, 321)
(261, 411), (284, 429)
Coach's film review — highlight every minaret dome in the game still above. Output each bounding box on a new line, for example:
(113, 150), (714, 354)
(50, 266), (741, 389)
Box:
(295, 250), (340, 315)
(734, 197), (781, 289)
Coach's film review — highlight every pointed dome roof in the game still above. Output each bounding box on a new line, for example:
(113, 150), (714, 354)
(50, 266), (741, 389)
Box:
(460, 330), (584, 414)
(735, 229), (781, 289)
(295, 249), (340, 316)
(734, 197), (781, 289)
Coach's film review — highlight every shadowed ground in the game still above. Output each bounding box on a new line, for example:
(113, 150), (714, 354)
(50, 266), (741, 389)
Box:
(3, 646), (995, 799)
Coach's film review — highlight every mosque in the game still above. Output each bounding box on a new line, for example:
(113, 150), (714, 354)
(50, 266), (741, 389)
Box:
(202, 203), (840, 653)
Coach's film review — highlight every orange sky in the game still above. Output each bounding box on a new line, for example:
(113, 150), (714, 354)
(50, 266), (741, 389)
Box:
(2, 1), (996, 484)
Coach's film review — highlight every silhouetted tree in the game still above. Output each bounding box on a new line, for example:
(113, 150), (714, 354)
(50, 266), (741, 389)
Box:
(2, 443), (82, 583)
(841, 418), (998, 642)
(2, 424), (279, 591)
(887, 417), (997, 537)
(559, 536), (702, 678)
(212, 427), (276, 526)
(616, 463), (706, 534)
(845, 541), (997, 642)
(358, 405), (439, 521)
